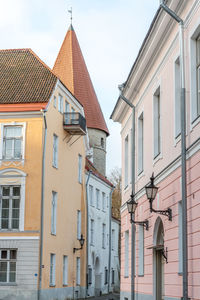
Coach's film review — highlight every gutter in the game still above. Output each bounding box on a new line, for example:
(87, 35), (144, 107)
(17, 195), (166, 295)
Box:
(38, 110), (47, 300)
(160, 2), (188, 300)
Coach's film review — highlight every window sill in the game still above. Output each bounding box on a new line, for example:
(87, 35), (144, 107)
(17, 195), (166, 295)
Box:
(191, 114), (200, 130)
(49, 284), (56, 287)
(153, 152), (162, 165)
(63, 284), (68, 287)
(124, 276), (129, 278)
(174, 133), (181, 147)
(138, 170), (144, 180)
(178, 272), (183, 276)
(0, 283), (17, 286)
(52, 165), (58, 169)
(138, 274), (144, 277)
(0, 229), (20, 232)
(51, 233), (56, 236)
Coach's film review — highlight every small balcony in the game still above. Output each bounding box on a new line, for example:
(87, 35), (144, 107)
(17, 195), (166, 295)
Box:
(63, 112), (86, 135)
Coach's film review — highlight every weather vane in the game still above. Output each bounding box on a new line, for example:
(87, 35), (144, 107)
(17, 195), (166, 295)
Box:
(68, 7), (73, 24)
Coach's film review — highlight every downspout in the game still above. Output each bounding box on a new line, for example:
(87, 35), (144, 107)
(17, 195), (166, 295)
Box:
(160, 2), (188, 300)
(85, 170), (91, 297)
(38, 110), (47, 300)
(118, 85), (135, 300)
(108, 186), (115, 294)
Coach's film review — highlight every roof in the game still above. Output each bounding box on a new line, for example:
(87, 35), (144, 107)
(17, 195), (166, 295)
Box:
(85, 158), (113, 187)
(0, 49), (57, 105)
(53, 25), (109, 136)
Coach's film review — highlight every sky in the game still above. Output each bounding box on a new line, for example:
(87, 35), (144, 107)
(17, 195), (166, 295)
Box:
(0, 0), (159, 175)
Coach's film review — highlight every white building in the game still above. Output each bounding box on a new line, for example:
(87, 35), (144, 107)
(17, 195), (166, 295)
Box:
(85, 158), (120, 296)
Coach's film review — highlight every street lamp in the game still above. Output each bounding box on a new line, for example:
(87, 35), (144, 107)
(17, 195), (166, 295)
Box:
(127, 192), (149, 230)
(145, 173), (172, 221)
(73, 234), (85, 253)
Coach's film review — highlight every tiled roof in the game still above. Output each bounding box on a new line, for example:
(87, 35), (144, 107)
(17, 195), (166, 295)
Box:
(0, 49), (57, 104)
(85, 158), (113, 187)
(53, 25), (109, 136)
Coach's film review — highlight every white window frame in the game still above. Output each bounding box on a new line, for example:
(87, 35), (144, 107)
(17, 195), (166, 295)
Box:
(90, 219), (94, 245)
(102, 192), (105, 211)
(52, 134), (58, 168)
(153, 87), (161, 159)
(138, 112), (144, 175)
(65, 100), (69, 113)
(51, 191), (57, 235)
(174, 56), (181, 140)
(77, 210), (81, 240)
(124, 230), (129, 277)
(0, 122), (26, 164)
(96, 188), (100, 209)
(76, 257), (80, 285)
(89, 185), (93, 206)
(124, 135), (129, 188)
(0, 249), (17, 283)
(63, 255), (68, 285)
(190, 24), (200, 126)
(0, 168), (26, 232)
(50, 253), (56, 286)
(58, 94), (63, 113)
(102, 223), (106, 249)
(78, 154), (82, 183)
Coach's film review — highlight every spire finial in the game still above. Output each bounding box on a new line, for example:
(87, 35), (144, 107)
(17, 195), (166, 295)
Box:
(68, 7), (73, 24)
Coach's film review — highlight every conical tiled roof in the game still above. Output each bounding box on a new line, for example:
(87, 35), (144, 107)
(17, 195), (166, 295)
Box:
(53, 25), (109, 135)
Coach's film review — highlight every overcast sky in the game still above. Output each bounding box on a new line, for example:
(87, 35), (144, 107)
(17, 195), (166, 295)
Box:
(0, 0), (159, 175)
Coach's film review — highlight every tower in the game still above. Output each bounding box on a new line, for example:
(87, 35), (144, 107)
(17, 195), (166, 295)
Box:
(53, 25), (109, 175)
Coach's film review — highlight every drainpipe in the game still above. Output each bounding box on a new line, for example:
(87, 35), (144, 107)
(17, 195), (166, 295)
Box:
(118, 85), (135, 300)
(160, 2), (188, 300)
(38, 110), (47, 300)
(85, 170), (91, 297)
(108, 186), (114, 294)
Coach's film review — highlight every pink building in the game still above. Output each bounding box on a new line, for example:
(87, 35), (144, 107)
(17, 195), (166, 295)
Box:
(111, 1), (200, 300)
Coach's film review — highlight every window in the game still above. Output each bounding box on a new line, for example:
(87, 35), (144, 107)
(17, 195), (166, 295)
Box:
(138, 113), (144, 174)
(0, 186), (20, 230)
(104, 267), (108, 284)
(124, 135), (129, 187)
(76, 257), (80, 285)
(174, 57), (181, 137)
(89, 185), (93, 206)
(90, 219), (94, 245)
(111, 229), (115, 250)
(71, 107), (75, 121)
(51, 192), (57, 235)
(102, 192), (105, 211)
(77, 210), (81, 240)
(63, 256), (68, 285)
(88, 267), (92, 285)
(111, 269), (115, 284)
(50, 254), (56, 286)
(138, 225), (144, 276)
(53, 134), (58, 168)
(3, 126), (23, 160)
(196, 35), (200, 118)
(153, 88), (161, 158)
(65, 101), (69, 113)
(96, 189), (100, 209)
(124, 230), (129, 277)
(58, 94), (63, 113)
(102, 224), (106, 248)
(178, 201), (183, 273)
(101, 137), (104, 148)
(78, 154), (82, 183)
(0, 249), (17, 283)
(54, 96), (57, 108)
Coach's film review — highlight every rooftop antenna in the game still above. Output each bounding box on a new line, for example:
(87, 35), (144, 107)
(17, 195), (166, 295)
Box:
(68, 7), (73, 24)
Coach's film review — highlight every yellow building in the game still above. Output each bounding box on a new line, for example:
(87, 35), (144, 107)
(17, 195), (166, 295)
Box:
(0, 49), (88, 300)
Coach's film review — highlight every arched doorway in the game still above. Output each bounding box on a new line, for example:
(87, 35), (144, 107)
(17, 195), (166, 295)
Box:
(153, 217), (165, 300)
(94, 257), (101, 296)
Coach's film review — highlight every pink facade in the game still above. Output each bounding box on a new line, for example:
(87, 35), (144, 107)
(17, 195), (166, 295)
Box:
(112, 1), (200, 300)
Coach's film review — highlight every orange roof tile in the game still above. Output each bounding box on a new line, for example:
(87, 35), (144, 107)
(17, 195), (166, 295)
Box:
(53, 25), (109, 135)
(0, 49), (57, 105)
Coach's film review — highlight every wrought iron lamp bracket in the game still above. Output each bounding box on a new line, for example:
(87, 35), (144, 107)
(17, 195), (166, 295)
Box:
(161, 247), (168, 264)
(150, 201), (172, 221)
(130, 214), (149, 231)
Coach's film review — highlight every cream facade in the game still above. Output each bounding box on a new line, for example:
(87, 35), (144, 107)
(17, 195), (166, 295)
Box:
(0, 78), (88, 300)
(112, 1), (200, 300)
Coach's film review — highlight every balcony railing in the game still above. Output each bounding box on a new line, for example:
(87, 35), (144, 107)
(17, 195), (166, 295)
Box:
(63, 112), (86, 135)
